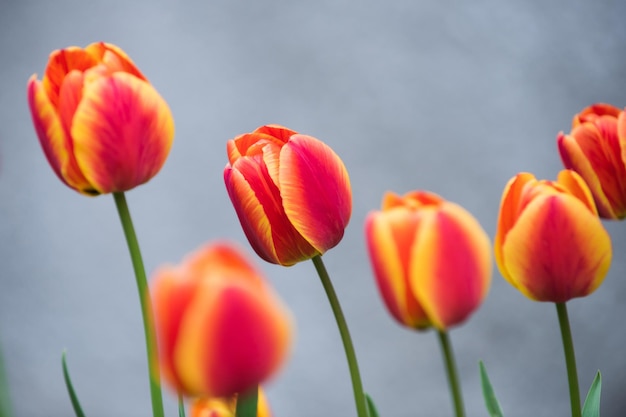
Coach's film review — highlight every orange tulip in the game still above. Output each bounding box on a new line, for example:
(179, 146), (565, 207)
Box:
(190, 388), (272, 417)
(365, 191), (492, 331)
(224, 125), (352, 266)
(557, 103), (626, 219)
(495, 171), (612, 302)
(27, 42), (174, 195)
(151, 242), (293, 398)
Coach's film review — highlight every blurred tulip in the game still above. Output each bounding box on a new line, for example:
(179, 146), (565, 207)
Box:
(28, 42), (174, 195)
(151, 242), (293, 398)
(190, 388), (272, 417)
(365, 191), (492, 331)
(224, 125), (352, 266)
(495, 170), (612, 302)
(557, 103), (626, 219)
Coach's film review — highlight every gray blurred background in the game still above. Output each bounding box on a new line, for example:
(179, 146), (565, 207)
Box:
(1, 1), (626, 416)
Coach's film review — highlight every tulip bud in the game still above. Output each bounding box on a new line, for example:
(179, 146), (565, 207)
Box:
(495, 170), (612, 302)
(557, 103), (626, 219)
(224, 125), (352, 266)
(365, 191), (492, 331)
(27, 42), (174, 195)
(190, 388), (272, 417)
(151, 242), (293, 398)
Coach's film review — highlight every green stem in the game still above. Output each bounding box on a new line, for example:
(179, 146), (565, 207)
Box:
(311, 255), (367, 417)
(437, 330), (465, 417)
(178, 394), (185, 417)
(556, 302), (581, 417)
(113, 192), (164, 417)
(0, 343), (12, 417)
(235, 386), (258, 417)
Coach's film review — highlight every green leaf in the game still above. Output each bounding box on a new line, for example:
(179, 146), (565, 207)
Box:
(582, 371), (601, 417)
(479, 361), (504, 417)
(61, 350), (86, 417)
(235, 386), (258, 417)
(365, 393), (380, 417)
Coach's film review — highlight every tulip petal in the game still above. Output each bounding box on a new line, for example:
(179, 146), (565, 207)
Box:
(225, 159), (318, 265)
(618, 111), (626, 182)
(255, 125), (297, 143)
(58, 70), (84, 137)
(27, 75), (95, 194)
(573, 103), (621, 126)
(365, 209), (430, 329)
(224, 165), (279, 263)
(208, 285), (291, 397)
(280, 134), (352, 252)
(42, 47), (98, 108)
(494, 172), (536, 284)
(227, 126), (297, 164)
(70, 72), (174, 193)
(172, 281), (221, 396)
(382, 190), (444, 210)
(152, 266), (200, 393)
(184, 242), (265, 288)
(85, 42), (147, 81)
(556, 170), (598, 214)
(558, 132), (612, 217)
(175, 282), (291, 397)
(560, 119), (626, 218)
(410, 203), (491, 330)
(502, 194), (611, 302)
(582, 118), (626, 212)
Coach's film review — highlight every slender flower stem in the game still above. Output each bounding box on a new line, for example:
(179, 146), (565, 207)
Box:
(178, 394), (186, 417)
(235, 385), (258, 417)
(0, 343), (12, 417)
(556, 302), (581, 417)
(311, 255), (367, 417)
(113, 192), (164, 417)
(437, 330), (465, 417)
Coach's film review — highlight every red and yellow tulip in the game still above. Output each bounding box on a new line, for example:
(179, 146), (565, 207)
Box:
(557, 103), (626, 219)
(151, 242), (293, 398)
(27, 42), (174, 195)
(495, 170), (612, 302)
(224, 125), (352, 266)
(365, 191), (492, 331)
(190, 389), (272, 417)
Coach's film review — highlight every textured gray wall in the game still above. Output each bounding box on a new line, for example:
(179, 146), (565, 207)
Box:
(1, 1), (626, 416)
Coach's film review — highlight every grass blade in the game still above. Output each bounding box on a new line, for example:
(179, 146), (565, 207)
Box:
(62, 351), (86, 417)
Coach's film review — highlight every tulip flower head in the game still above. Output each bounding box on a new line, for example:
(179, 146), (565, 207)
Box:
(190, 389), (272, 417)
(495, 170), (612, 302)
(365, 191), (492, 331)
(557, 103), (626, 219)
(28, 42), (174, 195)
(224, 125), (352, 266)
(151, 242), (293, 398)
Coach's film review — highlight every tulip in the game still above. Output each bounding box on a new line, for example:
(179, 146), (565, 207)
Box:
(224, 125), (352, 266)
(27, 42), (174, 195)
(557, 103), (626, 219)
(190, 389), (272, 417)
(365, 191), (492, 331)
(495, 170), (612, 302)
(151, 242), (293, 398)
